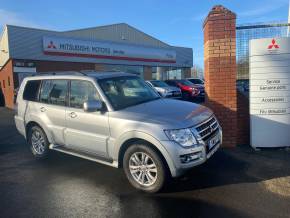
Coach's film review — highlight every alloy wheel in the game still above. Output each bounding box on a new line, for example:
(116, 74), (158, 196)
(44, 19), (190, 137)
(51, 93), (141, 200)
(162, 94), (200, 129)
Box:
(31, 130), (46, 155)
(129, 152), (158, 186)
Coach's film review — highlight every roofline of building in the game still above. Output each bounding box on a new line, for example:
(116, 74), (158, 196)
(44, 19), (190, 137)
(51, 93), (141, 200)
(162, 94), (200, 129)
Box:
(5, 23), (171, 47)
(236, 22), (290, 30)
(5, 24), (59, 33)
(65, 22), (171, 47)
(63, 22), (127, 33)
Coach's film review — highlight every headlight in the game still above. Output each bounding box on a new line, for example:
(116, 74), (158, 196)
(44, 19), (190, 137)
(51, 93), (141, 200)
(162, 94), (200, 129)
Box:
(164, 128), (198, 147)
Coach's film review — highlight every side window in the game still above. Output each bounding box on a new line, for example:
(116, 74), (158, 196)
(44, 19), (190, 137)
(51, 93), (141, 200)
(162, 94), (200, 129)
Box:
(39, 80), (52, 103)
(70, 80), (99, 109)
(40, 80), (68, 106)
(23, 80), (41, 101)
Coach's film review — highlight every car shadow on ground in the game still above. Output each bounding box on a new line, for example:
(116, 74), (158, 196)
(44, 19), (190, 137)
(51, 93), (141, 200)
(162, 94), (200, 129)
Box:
(165, 145), (290, 193)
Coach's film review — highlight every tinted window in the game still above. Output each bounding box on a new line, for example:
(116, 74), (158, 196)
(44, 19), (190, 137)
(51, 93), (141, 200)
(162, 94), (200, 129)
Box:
(70, 80), (99, 109)
(23, 80), (41, 101)
(150, 80), (169, 87)
(178, 80), (193, 86)
(165, 81), (176, 86)
(189, 79), (204, 85)
(39, 80), (52, 103)
(40, 80), (68, 106)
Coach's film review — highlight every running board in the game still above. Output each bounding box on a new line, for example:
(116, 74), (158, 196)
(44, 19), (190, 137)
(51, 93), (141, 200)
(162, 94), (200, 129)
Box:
(49, 144), (116, 167)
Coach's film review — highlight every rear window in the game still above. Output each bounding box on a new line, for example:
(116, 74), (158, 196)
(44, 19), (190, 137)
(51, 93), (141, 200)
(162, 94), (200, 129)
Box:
(23, 80), (41, 101)
(39, 80), (68, 106)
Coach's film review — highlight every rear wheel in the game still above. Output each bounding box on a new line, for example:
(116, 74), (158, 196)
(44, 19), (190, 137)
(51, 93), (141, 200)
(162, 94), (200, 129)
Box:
(28, 126), (49, 159)
(123, 144), (167, 193)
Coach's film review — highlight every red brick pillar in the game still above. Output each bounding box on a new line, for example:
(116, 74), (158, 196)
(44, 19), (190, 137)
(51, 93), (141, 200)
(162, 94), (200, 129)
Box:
(203, 5), (237, 147)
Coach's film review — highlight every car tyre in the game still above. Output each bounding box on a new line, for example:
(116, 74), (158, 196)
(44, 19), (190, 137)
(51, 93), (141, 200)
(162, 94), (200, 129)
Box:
(123, 143), (168, 193)
(28, 125), (49, 159)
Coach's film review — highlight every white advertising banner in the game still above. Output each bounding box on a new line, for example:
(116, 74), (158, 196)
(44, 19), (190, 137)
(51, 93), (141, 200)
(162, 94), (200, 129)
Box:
(250, 37), (290, 148)
(43, 36), (176, 63)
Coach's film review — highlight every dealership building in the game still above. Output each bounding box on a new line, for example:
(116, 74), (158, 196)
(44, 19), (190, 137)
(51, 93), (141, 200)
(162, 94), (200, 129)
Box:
(0, 23), (193, 108)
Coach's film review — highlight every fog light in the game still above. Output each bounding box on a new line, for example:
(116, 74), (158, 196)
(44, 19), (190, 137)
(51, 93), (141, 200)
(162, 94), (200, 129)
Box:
(180, 152), (202, 163)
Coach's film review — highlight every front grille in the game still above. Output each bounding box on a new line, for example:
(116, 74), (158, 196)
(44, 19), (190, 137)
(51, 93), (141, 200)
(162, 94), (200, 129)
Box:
(195, 116), (219, 140)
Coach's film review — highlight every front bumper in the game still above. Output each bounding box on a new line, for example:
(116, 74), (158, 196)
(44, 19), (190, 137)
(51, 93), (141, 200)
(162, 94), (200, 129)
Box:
(160, 128), (222, 177)
(164, 92), (182, 99)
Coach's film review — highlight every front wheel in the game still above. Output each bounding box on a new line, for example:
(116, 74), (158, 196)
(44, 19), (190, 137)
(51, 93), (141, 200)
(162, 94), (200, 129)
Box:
(123, 144), (168, 193)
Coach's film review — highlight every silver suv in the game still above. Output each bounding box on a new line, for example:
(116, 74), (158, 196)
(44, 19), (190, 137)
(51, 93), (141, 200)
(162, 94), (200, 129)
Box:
(146, 80), (182, 99)
(15, 71), (222, 193)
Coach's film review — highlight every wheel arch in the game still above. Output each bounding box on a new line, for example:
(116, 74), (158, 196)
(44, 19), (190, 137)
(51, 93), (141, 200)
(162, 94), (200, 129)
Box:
(116, 131), (176, 177)
(25, 120), (53, 143)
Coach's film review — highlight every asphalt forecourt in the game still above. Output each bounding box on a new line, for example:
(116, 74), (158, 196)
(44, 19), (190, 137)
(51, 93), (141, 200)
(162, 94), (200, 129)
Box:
(0, 107), (289, 218)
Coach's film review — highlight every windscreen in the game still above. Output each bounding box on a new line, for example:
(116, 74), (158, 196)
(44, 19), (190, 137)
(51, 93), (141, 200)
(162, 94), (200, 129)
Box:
(98, 76), (160, 110)
(150, 80), (169, 87)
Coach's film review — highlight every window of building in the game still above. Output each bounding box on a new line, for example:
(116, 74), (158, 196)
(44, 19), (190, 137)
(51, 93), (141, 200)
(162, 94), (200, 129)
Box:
(23, 80), (41, 101)
(151, 67), (157, 80)
(70, 80), (100, 109)
(167, 68), (182, 80)
(8, 76), (10, 86)
(40, 80), (68, 106)
(103, 64), (144, 77)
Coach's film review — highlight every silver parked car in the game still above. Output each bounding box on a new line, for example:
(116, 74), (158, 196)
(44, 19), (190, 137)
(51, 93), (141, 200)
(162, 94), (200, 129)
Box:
(15, 71), (222, 193)
(146, 80), (182, 99)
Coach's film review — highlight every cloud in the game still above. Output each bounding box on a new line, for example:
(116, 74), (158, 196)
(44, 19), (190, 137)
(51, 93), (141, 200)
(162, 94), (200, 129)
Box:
(0, 9), (43, 30)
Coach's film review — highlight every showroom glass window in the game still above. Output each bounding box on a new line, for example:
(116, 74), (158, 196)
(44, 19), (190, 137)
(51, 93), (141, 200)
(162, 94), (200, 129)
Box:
(39, 80), (68, 106)
(103, 65), (144, 77)
(70, 80), (100, 108)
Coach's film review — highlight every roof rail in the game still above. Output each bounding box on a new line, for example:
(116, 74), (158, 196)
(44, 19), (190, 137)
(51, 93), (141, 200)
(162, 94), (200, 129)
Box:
(32, 71), (88, 76)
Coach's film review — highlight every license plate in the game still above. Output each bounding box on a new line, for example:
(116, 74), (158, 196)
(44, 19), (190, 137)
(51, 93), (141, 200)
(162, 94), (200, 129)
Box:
(208, 134), (220, 150)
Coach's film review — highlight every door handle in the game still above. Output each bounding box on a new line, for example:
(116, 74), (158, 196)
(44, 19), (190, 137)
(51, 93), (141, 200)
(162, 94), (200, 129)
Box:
(40, 107), (46, 112)
(69, 112), (77, 118)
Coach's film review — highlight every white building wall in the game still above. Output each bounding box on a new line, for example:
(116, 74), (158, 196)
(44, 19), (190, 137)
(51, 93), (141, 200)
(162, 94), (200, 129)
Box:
(0, 26), (10, 68)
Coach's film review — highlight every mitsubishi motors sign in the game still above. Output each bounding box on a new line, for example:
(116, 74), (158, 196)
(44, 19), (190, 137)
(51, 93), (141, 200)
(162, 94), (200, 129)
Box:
(249, 37), (290, 148)
(43, 36), (176, 63)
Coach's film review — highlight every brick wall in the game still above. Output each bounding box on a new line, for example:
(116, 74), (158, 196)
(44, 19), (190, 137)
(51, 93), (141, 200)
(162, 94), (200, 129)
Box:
(203, 5), (237, 147)
(0, 60), (15, 109)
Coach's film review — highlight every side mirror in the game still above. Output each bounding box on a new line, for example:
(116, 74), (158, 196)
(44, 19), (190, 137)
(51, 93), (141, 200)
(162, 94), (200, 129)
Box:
(83, 100), (103, 112)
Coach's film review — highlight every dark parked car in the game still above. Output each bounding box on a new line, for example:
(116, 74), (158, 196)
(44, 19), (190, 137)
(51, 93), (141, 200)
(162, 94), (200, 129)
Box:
(165, 79), (203, 101)
(237, 79), (249, 93)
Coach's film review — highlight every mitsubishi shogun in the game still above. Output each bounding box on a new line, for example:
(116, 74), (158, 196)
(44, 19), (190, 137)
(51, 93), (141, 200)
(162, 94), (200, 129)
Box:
(15, 71), (222, 193)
